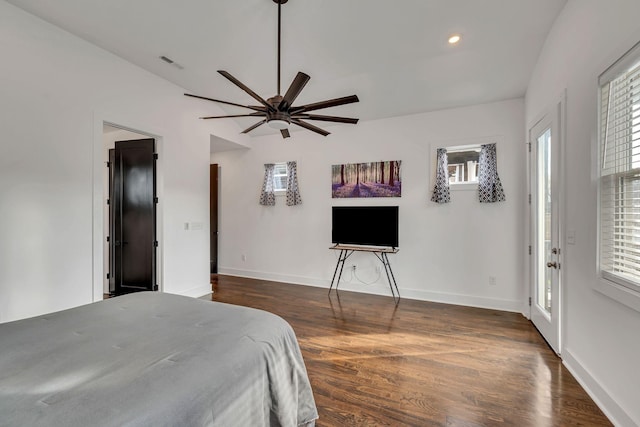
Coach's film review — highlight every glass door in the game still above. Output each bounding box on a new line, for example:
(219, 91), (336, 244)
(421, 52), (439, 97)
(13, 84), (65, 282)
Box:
(529, 106), (562, 354)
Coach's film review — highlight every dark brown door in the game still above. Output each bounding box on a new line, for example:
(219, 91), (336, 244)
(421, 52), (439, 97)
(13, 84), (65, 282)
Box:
(108, 148), (115, 294)
(110, 138), (157, 295)
(210, 164), (219, 274)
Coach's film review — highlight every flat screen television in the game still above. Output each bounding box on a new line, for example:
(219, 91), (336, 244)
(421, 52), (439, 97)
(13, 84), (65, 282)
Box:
(332, 206), (399, 248)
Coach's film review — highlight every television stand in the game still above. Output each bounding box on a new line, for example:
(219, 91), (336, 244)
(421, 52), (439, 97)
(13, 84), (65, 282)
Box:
(329, 244), (400, 303)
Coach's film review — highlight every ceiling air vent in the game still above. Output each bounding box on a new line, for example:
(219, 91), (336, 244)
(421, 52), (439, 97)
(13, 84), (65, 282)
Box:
(159, 55), (184, 70)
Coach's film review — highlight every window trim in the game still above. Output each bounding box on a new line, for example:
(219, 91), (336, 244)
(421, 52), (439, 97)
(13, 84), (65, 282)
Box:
(430, 138), (500, 192)
(596, 40), (640, 312)
(595, 276), (640, 312)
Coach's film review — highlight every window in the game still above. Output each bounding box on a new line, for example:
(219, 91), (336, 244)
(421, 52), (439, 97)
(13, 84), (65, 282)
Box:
(599, 41), (640, 297)
(273, 162), (288, 193)
(446, 147), (480, 184)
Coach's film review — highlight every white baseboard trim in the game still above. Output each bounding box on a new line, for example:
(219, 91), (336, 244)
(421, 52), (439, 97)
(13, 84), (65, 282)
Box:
(400, 287), (521, 312)
(563, 349), (635, 427)
(217, 267), (521, 313)
(166, 284), (212, 299)
(217, 268), (328, 288)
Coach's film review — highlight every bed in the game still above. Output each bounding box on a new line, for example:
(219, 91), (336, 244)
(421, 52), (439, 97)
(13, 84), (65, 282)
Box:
(0, 292), (318, 427)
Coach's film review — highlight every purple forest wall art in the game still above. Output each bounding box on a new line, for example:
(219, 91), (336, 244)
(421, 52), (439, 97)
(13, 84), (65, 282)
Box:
(332, 161), (402, 198)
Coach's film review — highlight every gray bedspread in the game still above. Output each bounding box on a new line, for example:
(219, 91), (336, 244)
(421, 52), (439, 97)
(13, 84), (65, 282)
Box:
(0, 292), (318, 427)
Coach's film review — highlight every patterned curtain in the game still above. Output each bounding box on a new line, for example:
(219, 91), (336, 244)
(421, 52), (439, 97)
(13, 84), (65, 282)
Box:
(431, 148), (451, 203)
(478, 143), (506, 203)
(259, 163), (276, 206)
(285, 161), (302, 206)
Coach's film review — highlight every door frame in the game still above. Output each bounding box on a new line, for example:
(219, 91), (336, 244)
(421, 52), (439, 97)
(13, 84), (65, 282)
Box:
(526, 91), (566, 355)
(93, 115), (164, 301)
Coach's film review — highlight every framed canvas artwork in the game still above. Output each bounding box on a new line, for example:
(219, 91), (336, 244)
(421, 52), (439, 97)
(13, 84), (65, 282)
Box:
(332, 161), (401, 198)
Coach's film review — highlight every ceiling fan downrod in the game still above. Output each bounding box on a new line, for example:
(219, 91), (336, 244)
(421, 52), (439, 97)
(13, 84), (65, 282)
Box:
(274, 0), (287, 95)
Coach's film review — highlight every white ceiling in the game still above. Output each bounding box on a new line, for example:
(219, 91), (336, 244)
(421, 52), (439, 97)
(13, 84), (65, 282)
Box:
(7, 0), (566, 136)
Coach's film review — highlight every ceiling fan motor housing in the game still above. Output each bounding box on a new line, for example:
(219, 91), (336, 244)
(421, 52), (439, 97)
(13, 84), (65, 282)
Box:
(268, 111), (290, 123)
(267, 95), (290, 126)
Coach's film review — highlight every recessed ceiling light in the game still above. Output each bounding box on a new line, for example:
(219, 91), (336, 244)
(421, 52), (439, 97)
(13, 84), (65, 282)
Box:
(448, 34), (462, 45)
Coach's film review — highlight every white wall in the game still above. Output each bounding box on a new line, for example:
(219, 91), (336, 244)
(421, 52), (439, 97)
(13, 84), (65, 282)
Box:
(525, 1), (640, 425)
(213, 98), (526, 312)
(0, 1), (247, 322)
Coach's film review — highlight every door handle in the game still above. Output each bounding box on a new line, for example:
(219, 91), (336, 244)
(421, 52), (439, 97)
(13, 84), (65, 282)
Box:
(546, 261), (558, 269)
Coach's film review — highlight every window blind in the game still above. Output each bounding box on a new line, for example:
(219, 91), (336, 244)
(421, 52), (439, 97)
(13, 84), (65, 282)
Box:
(599, 45), (640, 291)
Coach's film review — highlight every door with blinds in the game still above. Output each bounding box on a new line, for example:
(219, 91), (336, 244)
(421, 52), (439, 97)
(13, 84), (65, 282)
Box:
(528, 96), (564, 355)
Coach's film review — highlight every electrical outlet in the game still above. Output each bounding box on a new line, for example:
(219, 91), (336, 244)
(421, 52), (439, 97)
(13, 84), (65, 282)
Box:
(489, 276), (497, 286)
(241, 254), (246, 262)
(351, 265), (356, 272)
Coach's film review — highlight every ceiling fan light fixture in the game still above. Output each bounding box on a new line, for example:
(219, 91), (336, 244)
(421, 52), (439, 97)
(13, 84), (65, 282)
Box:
(268, 119), (290, 130)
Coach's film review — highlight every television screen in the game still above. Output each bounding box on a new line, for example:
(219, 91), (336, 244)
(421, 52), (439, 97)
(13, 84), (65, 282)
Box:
(332, 206), (399, 248)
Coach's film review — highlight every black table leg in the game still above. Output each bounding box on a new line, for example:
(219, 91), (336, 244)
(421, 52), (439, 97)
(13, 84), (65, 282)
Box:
(329, 249), (353, 294)
(382, 252), (400, 304)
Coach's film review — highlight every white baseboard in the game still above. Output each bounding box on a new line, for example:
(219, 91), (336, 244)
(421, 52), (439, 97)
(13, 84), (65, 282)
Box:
(563, 349), (635, 427)
(217, 268), (328, 288)
(166, 284), (212, 299)
(400, 287), (521, 312)
(217, 267), (521, 313)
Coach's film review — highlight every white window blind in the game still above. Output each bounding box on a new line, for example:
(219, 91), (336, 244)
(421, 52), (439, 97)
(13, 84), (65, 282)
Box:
(599, 42), (640, 291)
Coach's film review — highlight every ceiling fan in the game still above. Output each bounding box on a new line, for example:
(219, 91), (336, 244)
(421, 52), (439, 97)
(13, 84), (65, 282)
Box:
(185, 0), (359, 138)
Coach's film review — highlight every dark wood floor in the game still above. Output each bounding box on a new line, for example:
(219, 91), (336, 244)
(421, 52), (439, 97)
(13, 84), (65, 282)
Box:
(202, 275), (611, 427)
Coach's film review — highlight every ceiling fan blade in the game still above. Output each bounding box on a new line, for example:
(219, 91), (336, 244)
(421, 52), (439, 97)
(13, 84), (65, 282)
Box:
(200, 113), (265, 119)
(280, 128), (291, 139)
(291, 119), (330, 136)
(218, 70), (275, 112)
(184, 93), (265, 112)
(290, 95), (359, 114)
(291, 114), (359, 124)
(241, 119), (267, 134)
(280, 72), (310, 110)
